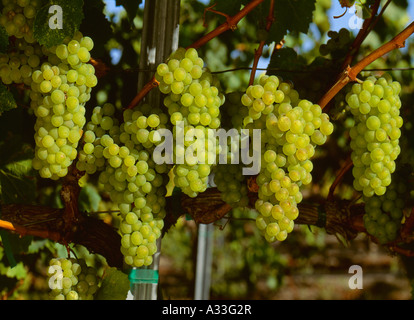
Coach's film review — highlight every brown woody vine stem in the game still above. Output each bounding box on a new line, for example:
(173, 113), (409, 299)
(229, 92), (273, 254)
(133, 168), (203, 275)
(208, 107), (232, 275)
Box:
(127, 0), (265, 109)
(318, 20), (414, 110)
(0, 203), (123, 268)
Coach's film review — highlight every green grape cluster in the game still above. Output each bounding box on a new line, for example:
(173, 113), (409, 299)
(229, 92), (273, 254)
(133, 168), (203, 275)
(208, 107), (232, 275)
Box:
(212, 91), (249, 208)
(77, 103), (171, 268)
(213, 163), (249, 208)
(76, 103), (120, 174)
(221, 91), (249, 129)
(346, 74), (402, 197)
(47, 257), (100, 300)
(0, 0), (42, 43)
(242, 75), (334, 242)
(0, 6), (97, 181)
(319, 28), (352, 57)
(0, 38), (43, 85)
(29, 32), (96, 180)
(363, 164), (412, 244)
(156, 47), (224, 198)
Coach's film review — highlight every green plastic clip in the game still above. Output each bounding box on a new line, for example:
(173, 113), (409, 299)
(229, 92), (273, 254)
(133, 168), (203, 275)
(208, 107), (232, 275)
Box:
(128, 268), (159, 285)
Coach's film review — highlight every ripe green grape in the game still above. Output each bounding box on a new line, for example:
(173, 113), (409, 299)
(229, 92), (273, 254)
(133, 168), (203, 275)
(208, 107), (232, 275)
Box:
(47, 257), (100, 300)
(346, 74), (402, 197)
(242, 74), (333, 243)
(15, 31), (97, 180)
(77, 103), (171, 268)
(155, 47), (224, 198)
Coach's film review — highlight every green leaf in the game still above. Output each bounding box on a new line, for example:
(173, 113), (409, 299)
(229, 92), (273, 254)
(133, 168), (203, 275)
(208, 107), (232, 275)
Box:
(80, 0), (113, 57)
(0, 168), (36, 204)
(267, 47), (307, 76)
(213, 0), (242, 16)
(269, 0), (316, 43)
(5, 159), (32, 177)
(0, 231), (17, 268)
(5, 261), (27, 279)
(33, 0), (84, 47)
(78, 184), (101, 212)
(27, 239), (49, 254)
(116, 0), (142, 25)
(0, 25), (9, 53)
(95, 267), (130, 300)
(0, 83), (17, 116)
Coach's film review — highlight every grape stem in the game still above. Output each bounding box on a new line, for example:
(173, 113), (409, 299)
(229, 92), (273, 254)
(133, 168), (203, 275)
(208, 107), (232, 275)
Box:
(400, 207), (414, 242)
(318, 20), (414, 110)
(340, 0), (381, 72)
(203, 3), (233, 29)
(327, 153), (353, 201)
(248, 0), (275, 86)
(127, 0), (265, 109)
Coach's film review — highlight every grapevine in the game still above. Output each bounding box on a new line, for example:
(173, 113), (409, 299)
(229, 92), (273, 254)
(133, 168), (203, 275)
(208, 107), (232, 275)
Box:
(0, 0), (414, 301)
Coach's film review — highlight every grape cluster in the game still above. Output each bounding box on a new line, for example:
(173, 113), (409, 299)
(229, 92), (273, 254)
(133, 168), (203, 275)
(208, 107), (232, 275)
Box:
(242, 75), (334, 242)
(319, 28), (352, 58)
(77, 103), (171, 268)
(0, 38), (43, 85)
(0, 7), (97, 181)
(212, 91), (249, 208)
(156, 47), (224, 198)
(213, 163), (249, 208)
(346, 74), (402, 197)
(363, 164), (412, 244)
(29, 33), (96, 180)
(76, 103), (120, 175)
(0, 0), (42, 43)
(47, 257), (100, 300)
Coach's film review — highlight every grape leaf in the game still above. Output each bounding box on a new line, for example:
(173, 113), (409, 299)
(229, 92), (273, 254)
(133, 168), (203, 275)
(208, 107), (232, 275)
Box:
(78, 184), (101, 212)
(80, 0), (113, 57)
(0, 167), (36, 205)
(0, 83), (17, 116)
(33, 0), (84, 47)
(0, 231), (17, 268)
(212, 0), (242, 16)
(268, 0), (316, 44)
(267, 47), (307, 75)
(95, 267), (130, 300)
(116, 0), (142, 26)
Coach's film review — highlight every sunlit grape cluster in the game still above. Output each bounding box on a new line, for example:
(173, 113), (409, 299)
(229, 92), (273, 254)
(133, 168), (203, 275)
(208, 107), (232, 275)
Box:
(0, 5), (97, 180)
(346, 74), (402, 197)
(156, 47), (224, 198)
(47, 257), (100, 300)
(30, 32), (97, 179)
(242, 75), (334, 242)
(77, 103), (171, 268)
